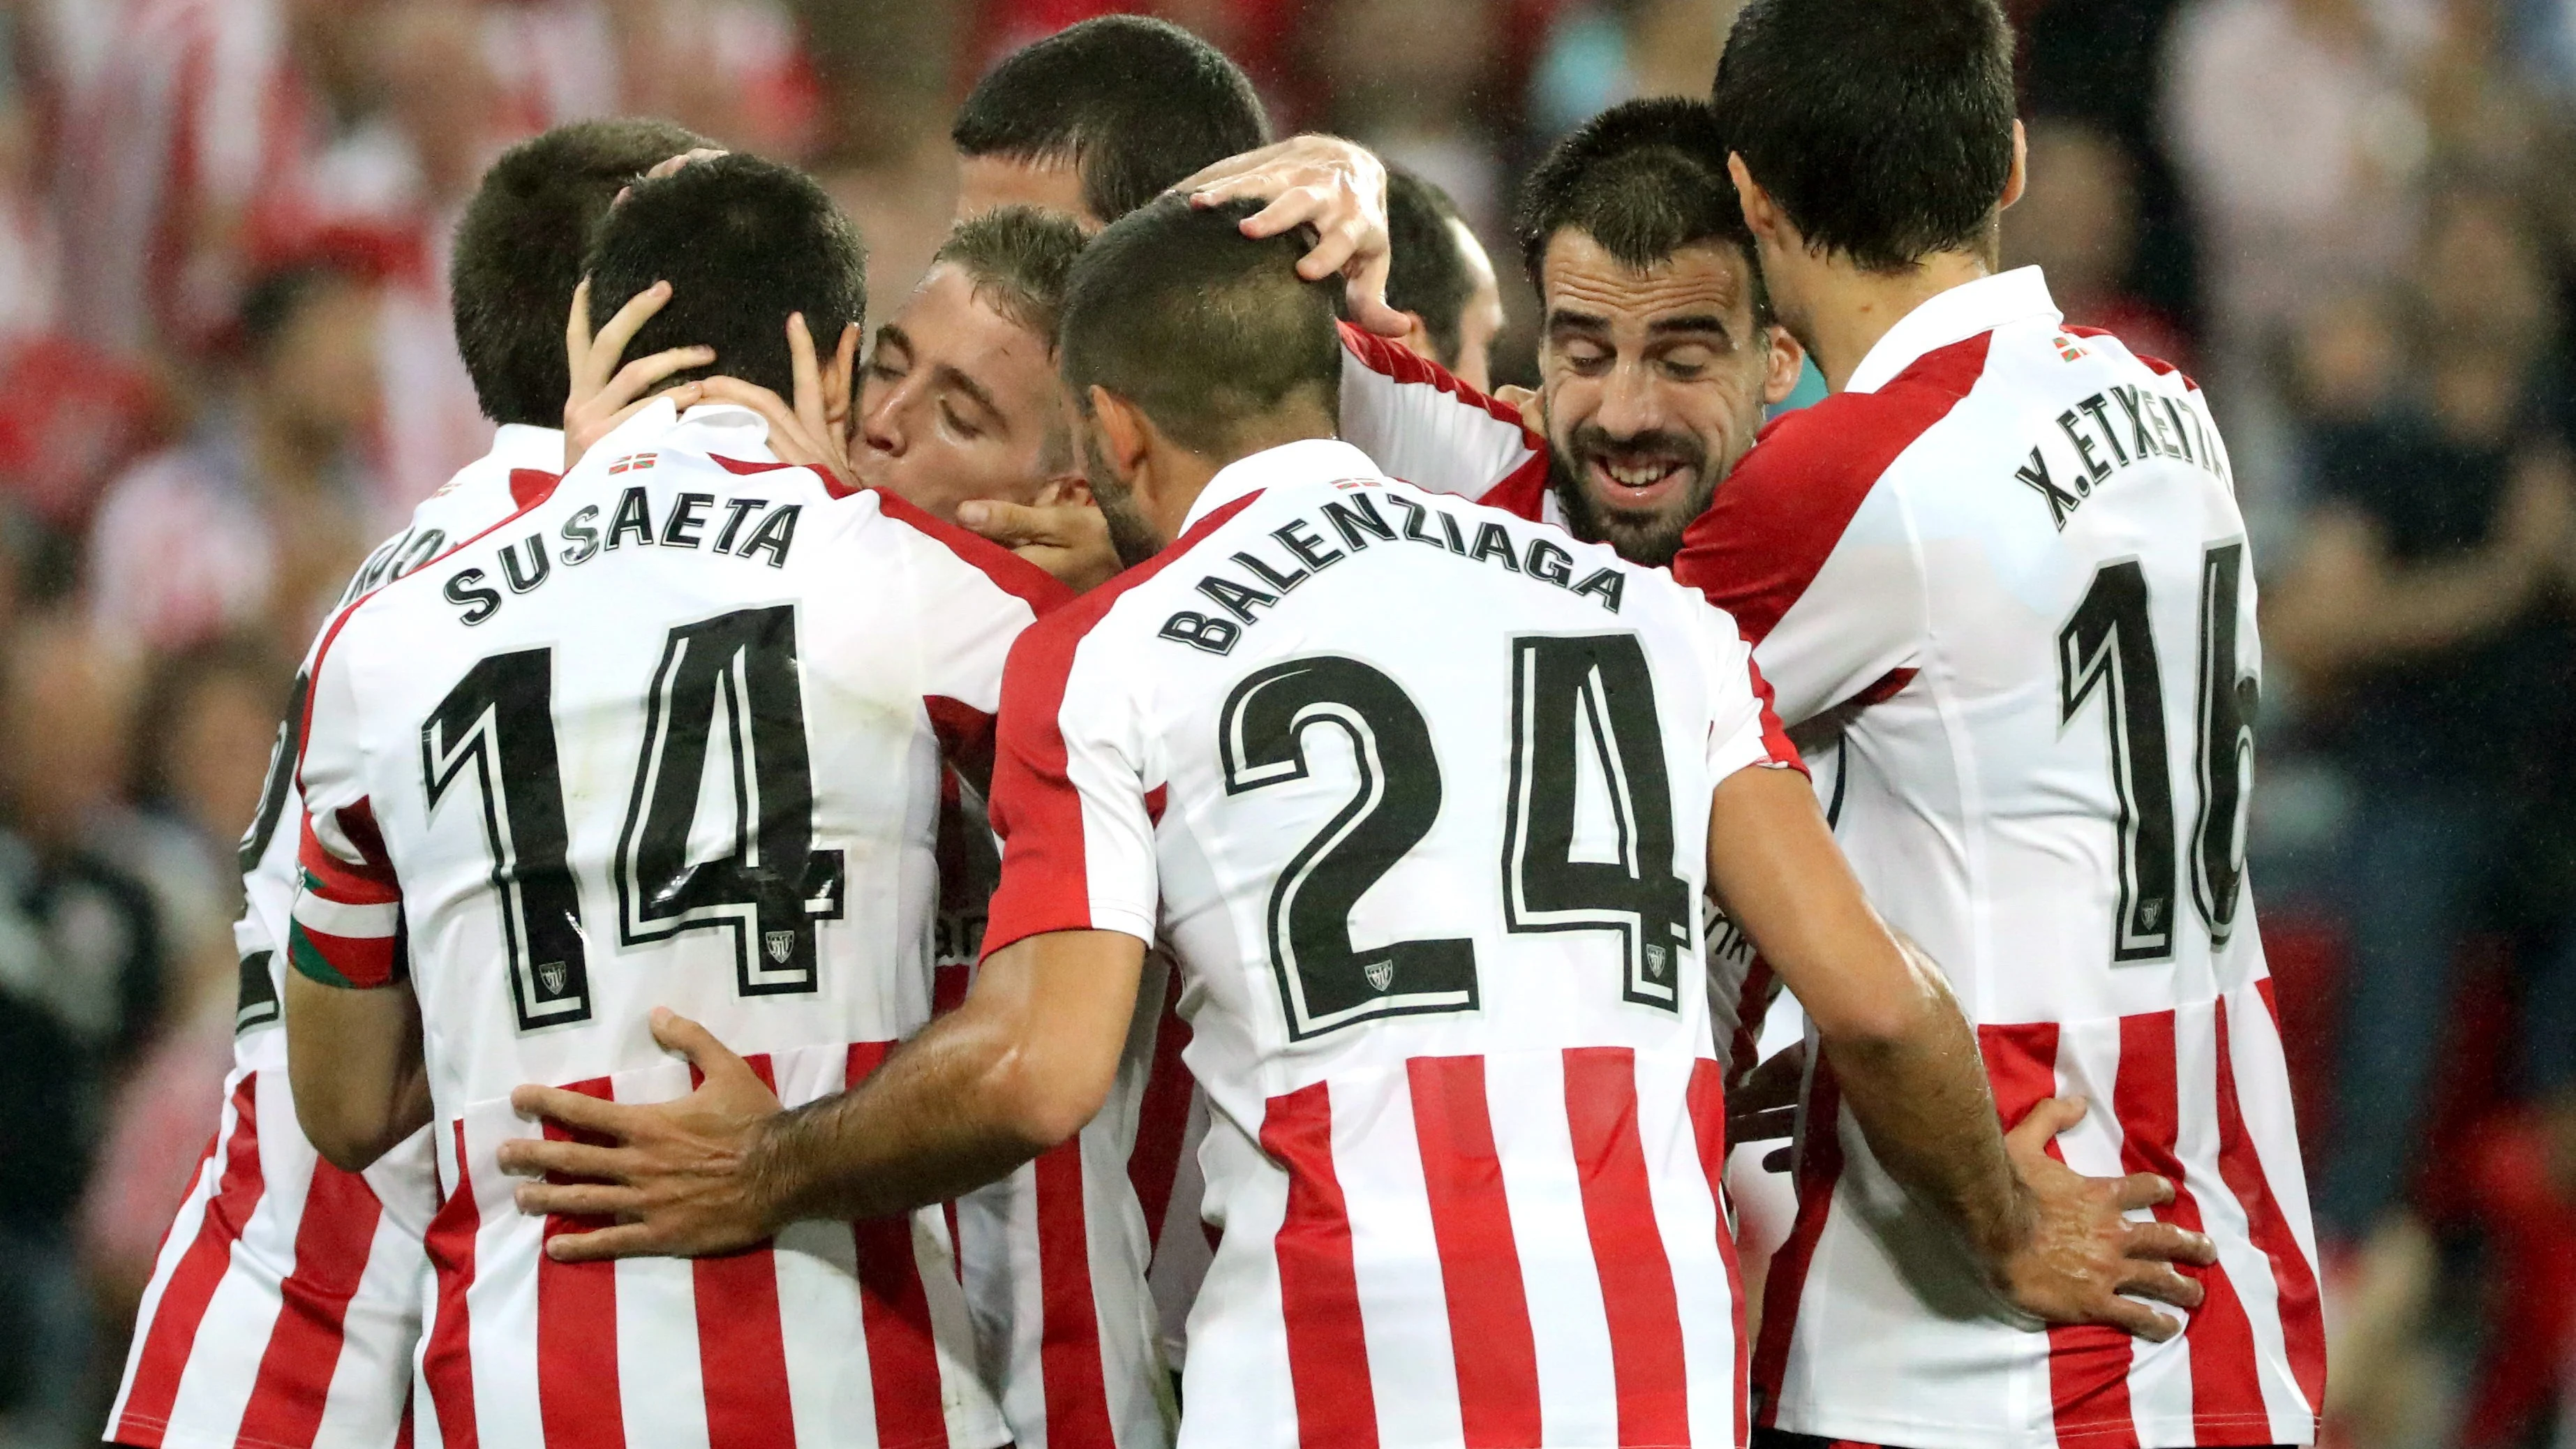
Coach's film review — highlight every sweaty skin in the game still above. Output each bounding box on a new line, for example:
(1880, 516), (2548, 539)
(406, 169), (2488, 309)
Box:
(856, 262), (1082, 521)
(1538, 230), (1802, 567)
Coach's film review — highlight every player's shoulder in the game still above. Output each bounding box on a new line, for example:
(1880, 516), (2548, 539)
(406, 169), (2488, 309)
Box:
(1724, 332), (1998, 506)
(2060, 324), (2198, 392)
(849, 485), (1073, 617)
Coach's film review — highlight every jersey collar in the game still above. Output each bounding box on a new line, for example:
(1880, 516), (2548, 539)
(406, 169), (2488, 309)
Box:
(1844, 265), (2061, 394)
(490, 423), (564, 473)
(1181, 437), (1383, 532)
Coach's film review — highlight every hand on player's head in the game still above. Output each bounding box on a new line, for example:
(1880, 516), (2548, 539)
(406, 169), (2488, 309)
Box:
(561, 276), (711, 470)
(1181, 135), (1409, 339)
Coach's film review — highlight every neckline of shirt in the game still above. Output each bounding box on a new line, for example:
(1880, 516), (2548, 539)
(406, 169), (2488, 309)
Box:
(1181, 436), (1383, 532)
(1842, 265), (2062, 396)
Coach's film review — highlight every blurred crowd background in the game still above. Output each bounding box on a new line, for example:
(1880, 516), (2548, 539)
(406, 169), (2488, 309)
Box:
(0, 0), (2571, 1446)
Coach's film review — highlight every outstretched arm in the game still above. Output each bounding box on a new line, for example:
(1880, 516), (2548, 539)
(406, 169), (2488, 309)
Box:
(1704, 764), (2215, 1339)
(500, 929), (1145, 1261)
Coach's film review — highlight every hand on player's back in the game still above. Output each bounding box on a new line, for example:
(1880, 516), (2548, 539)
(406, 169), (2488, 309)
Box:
(694, 311), (862, 487)
(497, 1008), (787, 1263)
(1992, 1094), (2217, 1341)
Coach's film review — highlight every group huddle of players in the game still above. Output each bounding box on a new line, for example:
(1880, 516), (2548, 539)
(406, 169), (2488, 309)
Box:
(102, 2), (2334, 1449)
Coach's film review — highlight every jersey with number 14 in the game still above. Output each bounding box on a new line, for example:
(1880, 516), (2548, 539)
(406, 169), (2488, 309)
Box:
(983, 439), (1801, 1449)
(292, 399), (1066, 1449)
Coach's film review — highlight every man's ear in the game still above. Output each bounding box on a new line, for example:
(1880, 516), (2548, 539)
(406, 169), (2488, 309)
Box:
(1998, 119), (2028, 213)
(1390, 310), (1438, 369)
(1090, 387), (1149, 470)
(1728, 153), (1781, 246)
(1760, 324), (1807, 407)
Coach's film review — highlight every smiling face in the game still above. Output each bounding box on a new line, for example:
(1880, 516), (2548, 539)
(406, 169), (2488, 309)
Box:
(853, 262), (1073, 521)
(1538, 230), (1794, 566)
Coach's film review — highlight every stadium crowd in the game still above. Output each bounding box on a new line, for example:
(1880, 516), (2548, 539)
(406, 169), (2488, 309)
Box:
(0, 1), (2569, 1446)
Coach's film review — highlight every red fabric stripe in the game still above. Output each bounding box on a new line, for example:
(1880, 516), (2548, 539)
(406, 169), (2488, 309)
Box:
(1406, 1056), (1542, 1448)
(1129, 969), (1195, 1252)
(1684, 1059), (1751, 1449)
(1750, 1064), (1840, 1426)
(870, 484), (1076, 616)
(297, 809), (399, 902)
(1259, 1081), (1380, 1449)
(1676, 333), (1994, 652)
(421, 1121), (480, 1449)
(712, 450), (856, 498)
(2117, 1011), (2268, 1434)
(117, 1075), (267, 1443)
(2214, 997), (2328, 1422)
(1033, 1136), (1117, 1449)
(694, 1056), (797, 1449)
(981, 493), (1263, 960)
(292, 922), (401, 988)
(509, 468), (561, 510)
(845, 1043), (951, 1449)
(537, 1078), (625, 1449)
(1743, 654), (1807, 775)
(1981, 1022), (2140, 1449)
(1334, 322), (1550, 514)
(1562, 1047), (1691, 1448)
(236, 1158), (387, 1449)
(925, 694), (997, 784)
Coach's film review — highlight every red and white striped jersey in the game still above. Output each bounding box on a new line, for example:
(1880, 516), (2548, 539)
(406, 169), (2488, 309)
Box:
(109, 424), (560, 1449)
(983, 438), (1801, 1449)
(290, 400), (1069, 1449)
(1672, 267), (2326, 1448)
(1334, 323), (1554, 519)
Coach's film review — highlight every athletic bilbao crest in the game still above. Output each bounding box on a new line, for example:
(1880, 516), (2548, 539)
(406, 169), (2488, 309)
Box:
(537, 960), (568, 996)
(766, 930), (797, 965)
(1364, 957), (1393, 992)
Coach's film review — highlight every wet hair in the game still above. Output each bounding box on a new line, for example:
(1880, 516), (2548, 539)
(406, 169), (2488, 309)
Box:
(449, 118), (714, 426)
(932, 205), (1090, 343)
(1385, 167), (1474, 368)
(952, 15), (1271, 223)
(1059, 195), (1339, 456)
(1713, 0), (2017, 270)
(1514, 98), (1765, 320)
(584, 152), (866, 402)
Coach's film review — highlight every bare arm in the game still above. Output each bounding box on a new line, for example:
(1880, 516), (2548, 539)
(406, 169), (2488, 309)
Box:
(285, 972), (432, 1172)
(499, 930), (1146, 1261)
(2266, 452), (2573, 686)
(1704, 765), (2213, 1338)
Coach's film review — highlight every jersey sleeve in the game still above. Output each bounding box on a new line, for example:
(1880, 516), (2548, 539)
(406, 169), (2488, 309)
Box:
(876, 492), (1079, 775)
(981, 615), (1160, 957)
(1671, 400), (1927, 727)
(1334, 322), (1552, 510)
(1694, 597), (1806, 781)
(287, 613), (405, 990)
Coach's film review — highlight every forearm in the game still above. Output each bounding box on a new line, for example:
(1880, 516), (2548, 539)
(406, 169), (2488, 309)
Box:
(285, 974), (432, 1171)
(1821, 941), (2032, 1270)
(743, 1009), (1059, 1225)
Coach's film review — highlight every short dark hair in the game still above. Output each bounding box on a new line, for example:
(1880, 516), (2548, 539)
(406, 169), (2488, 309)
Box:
(1060, 195), (1340, 456)
(1385, 168), (1473, 368)
(585, 153), (865, 403)
(952, 16), (1272, 224)
(932, 205), (1089, 343)
(449, 118), (713, 427)
(1514, 98), (1757, 306)
(1713, 0), (2016, 271)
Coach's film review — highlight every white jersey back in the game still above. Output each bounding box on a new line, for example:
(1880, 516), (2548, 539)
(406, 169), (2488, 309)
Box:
(1674, 268), (2325, 1448)
(110, 421), (558, 1449)
(292, 401), (1064, 1449)
(981, 439), (1799, 1449)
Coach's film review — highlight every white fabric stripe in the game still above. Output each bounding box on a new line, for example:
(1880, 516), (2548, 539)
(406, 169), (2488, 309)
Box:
(163, 1069), (313, 1439)
(1080, 1105), (1175, 1449)
(311, 1154), (428, 1449)
(2172, 998), (2307, 1445)
(604, 1064), (715, 1449)
(1147, 1093), (1213, 1372)
(1630, 1050), (1741, 1448)
(410, 1255), (445, 1449)
(1332, 1067), (1464, 1449)
(293, 889), (400, 939)
(1486, 1048), (1618, 1448)
(773, 1049), (884, 1449)
(459, 1106), (550, 1449)
(956, 1165), (1044, 1448)
(919, 1198), (1011, 1449)
(1172, 1120), (1297, 1449)
(2224, 981), (2325, 1441)
(107, 1070), (237, 1432)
